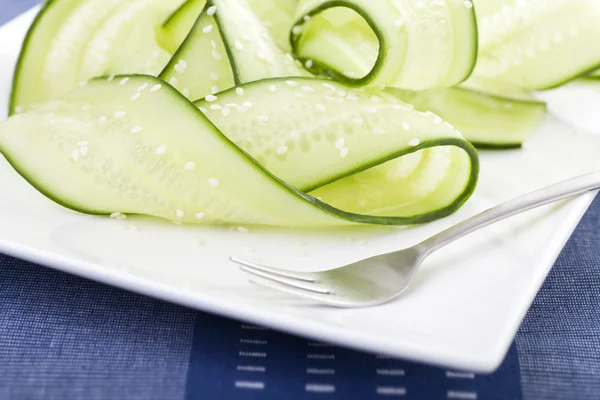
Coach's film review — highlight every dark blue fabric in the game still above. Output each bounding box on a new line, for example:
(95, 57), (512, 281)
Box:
(2, 2), (600, 399)
(185, 316), (522, 400)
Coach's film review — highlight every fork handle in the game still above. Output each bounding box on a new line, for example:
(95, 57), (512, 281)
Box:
(420, 170), (600, 255)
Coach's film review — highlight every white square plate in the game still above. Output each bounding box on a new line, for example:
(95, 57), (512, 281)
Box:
(2, 8), (600, 373)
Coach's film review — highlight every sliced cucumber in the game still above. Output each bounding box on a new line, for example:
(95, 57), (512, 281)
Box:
(473, 0), (600, 89)
(386, 86), (547, 149)
(585, 69), (600, 80)
(10, 0), (184, 114)
(248, 0), (298, 52)
(195, 77), (478, 219)
(159, 3), (235, 100)
(0, 75), (478, 226)
(158, 0), (206, 53)
(212, 0), (304, 84)
(290, 0), (478, 90)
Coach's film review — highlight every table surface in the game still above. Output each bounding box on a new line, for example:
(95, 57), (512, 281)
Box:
(2, 2), (600, 399)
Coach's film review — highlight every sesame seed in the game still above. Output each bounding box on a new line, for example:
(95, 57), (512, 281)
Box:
(365, 107), (377, 113)
(209, 72), (219, 81)
(255, 51), (266, 60)
(295, 92), (306, 98)
(80, 146), (88, 157)
(212, 50), (222, 60)
(292, 25), (302, 35)
(211, 85), (219, 94)
(225, 103), (237, 107)
(242, 33), (252, 41)
(371, 95), (383, 103)
(195, 212), (205, 220)
(130, 92), (141, 101)
(286, 80), (298, 87)
(235, 40), (244, 51)
(222, 107), (231, 116)
(110, 212), (127, 220)
(181, 88), (189, 98)
(358, 200), (366, 207)
(119, 77), (129, 85)
(352, 117), (364, 125)
(71, 149), (80, 161)
(184, 161), (196, 171)
(373, 127), (385, 135)
(137, 83), (148, 92)
(236, 87), (245, 96)
(402, 122), (410, 131)
(243, 101), (253, 107)
(276, 146), (288, 155)
(257, 115), (269, 122)
(174, 64), (185, 73)
(305, 60), (313, 68)
(155, 145), (167, 155)
(130, 125), (143, 133)
(408, 138), (420, 147)
(80, 104), (91, 111)
(394, 18), (404, 27)
(210, 105), (222, 110)
(302, 86), (315, 92)
(98, 116), (107, 124)
(208, 178), (220, 187)
(169, 77), (178, 87)
(107, 74), (115, 81)
(79, 81), (88, 87)
(114, 111), (126, 118)
(237, 226), (250, 233)
(210, 40), (217, 49)
(340, 147), (349, 158)
(179, 59), (187, 68)
(199, 107), (207, 113)
(207, 5), (217, 15)
(150, 84), (162, 92)
(463, 0), (473, 9)
(268, 85), (277, 92)
(335, 138), (345, 149)
(176, 209), (185, 218)
(205, 94), (218, 102)
(203, 24), (213, 33)
(172, 221), (183, 226)
(237, 106), (248, 113)
(316, 104), (326, 111)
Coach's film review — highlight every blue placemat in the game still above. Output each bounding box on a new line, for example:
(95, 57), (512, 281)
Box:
(2, 3), (600, 399)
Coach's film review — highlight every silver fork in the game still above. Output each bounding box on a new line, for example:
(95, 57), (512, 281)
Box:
(232, 170), (600, 308)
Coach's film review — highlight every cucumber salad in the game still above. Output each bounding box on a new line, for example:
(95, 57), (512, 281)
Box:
(1, 0), (599, 227)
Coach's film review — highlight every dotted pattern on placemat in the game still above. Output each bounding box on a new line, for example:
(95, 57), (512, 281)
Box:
(185, 317), (522, 400)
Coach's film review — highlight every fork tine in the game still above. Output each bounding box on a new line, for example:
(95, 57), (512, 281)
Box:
(240, 265), (333, 295)
(230, 257), (319, 283)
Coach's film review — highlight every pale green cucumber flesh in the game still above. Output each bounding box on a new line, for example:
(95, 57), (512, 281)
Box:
(211, 0), (305, 84)
(0, 75), (478, 226)
(10, 0), (184, 114)
(158, 0), (206, 53)
(474, 0), (600, 90)
(386, 86), (547, 148)
(290, 0), (478, 90)
(159, 5), (235, 101)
